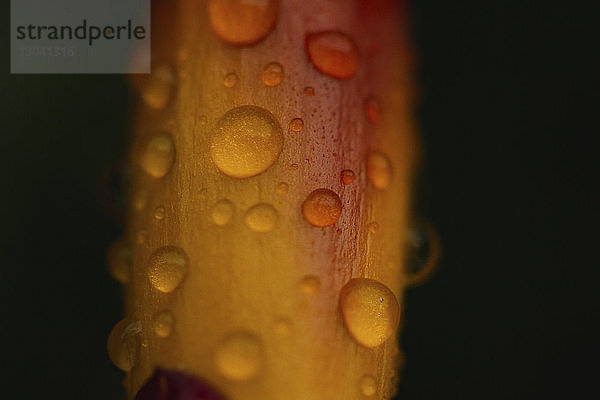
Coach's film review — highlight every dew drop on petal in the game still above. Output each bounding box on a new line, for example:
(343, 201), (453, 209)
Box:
(148, 246), (188, 293)
(306, 31), (359, 79)
(208, 0), (279, 46)
(302, 188), (342, 227)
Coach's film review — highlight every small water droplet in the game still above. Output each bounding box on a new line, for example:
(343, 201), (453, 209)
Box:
(341, 169), (356, 184)
(136, 229), (148, 244)
(365, 97), (381, 124)
(135, 369), (227, 400)
(299, 275), (321, 295)
(107, 319), (142, 371)
(304, 86), (315, 96)
(261, 62), (284, 86)
(154, 206), (166, 220)
(302, 188), (342, 227)
(276, 182), (289, 195)
(208, 0), (279, 46)
(133, 189), (149, 211)
(339, 278), (400, 347)
(289, 118), (304, 132)
(272, 317), (293, 336)
(141, 64), (176, 110)
(107, 238), (132, 284)
(211, 199), (235, 226)
(148, 246), (188, 293)
(137, 131), (176, 178)
(153, 311), (175, 338)
(360, 374), (377, 396)
(368, 222), (379, 234)
(306, 31), (359, 79)
(211, 106), (284, 178)
(366, 151), (392, 189)
(245, 203), (278, 233)
(215, 331), (264, 381)
(223, 72), (239, 88)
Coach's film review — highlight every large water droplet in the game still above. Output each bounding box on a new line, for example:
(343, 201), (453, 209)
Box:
(339, 278), (400, 347)
(107, 238), (132, 284)
(135, 368), (227, 400)
(359, 374), (377, 396)
(211, 199), (235, 226)
(341, 169), (356, 185)
(261, 62), (284, 86)
(208, 0), (279, 46)
(366, 151), (392, 189)
(299, 275), (321, 295)
(306, 31), (359, 79)
(141, 64), (176, 110)
(153, 311), (175, 338)
(210, 105), (283, 178)
(289, 118), (304, 132)
(148, 246), (188, 293)
(302, 188), (342, 227)
(138, 131), (176, 178)
(245, 203), (278, 233)
(107, 319), (142, 371)
(215, 331), (264, 381)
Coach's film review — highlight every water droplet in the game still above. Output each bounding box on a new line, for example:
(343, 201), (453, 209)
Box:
(136, 229), (148, 244)
(223, 72), (238, 88)
(368, 222), (379, 234)
(208, 0), (279, 46)
(141, 64), (176, 110)
(153, 311), (175, 338)
(272, 317), (293, 336)
(339, 278), (400, 347)
(365, 97), (381, 124)
(107, 319), (142, 371)
(299, 275), (321, 295)
(215, 331), (264, 381)
(135, 369), (227, 400)
(245, 203), (278, 233)
(154, 206), (166, 220)
(302, 189), (342, 227)
(289, 118), (304, 132)
(137, 131), (176, 178)
(360, 375), (377, 396)
(210, 105), (284, 178)
(261, 62), (284, 86)
(211, 199), (235, 226)
(306, 31), (359, 79)
(304, 86), (315, 96)
(366, 151), (392, 189)
(406, 220), (440, 286)
(341, 169), (356, 185)
(107, 238), (132, 284)
(199, 115), (208, 126)
(148, 246), (188, 293)
(276, 182), (289, 195)
(133, 189), (149, 211)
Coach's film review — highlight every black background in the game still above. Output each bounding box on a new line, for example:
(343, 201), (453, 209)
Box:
(1, 1), (598, 399)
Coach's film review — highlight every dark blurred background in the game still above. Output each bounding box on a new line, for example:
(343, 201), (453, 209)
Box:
(1, 1), (598, 399)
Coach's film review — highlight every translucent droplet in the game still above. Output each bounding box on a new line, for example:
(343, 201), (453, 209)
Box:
(208, 0), (279, 46)
(339, 278), (400, 347)
(360, 375), (377, 396)
(365, 97), (381, 124)
(137, 131), (176, 178)
(245, 203), (278, 233)
(306, 31), (359, 79)
(215, 331), (264, 381)
(107, 319), (142, 371)
(302, 188), (342, 227)
(272, 317), (293, 336)
(148, 246), (188, 293)
(211, 199), (235, 226)
(304, 86), (315, 96)
(136, 229), (148, 244)
(276, 182), (289, 195)
(223, 72), (238, 88)
(261, 62), (284, 86)
(154, 206), (166, 220)
(210, 106), (283, 178)
(299, 275), (321, 295)
(289, 118), (304, 132)
(366, 151), (392, 190)
(153, 311), (174, 338)
(141, 64), (176, 110)
(341, 169), (356, 184)
(368, 222), (379, 234)
(107, 238), (132, 284)
(133, 189), (149, 211)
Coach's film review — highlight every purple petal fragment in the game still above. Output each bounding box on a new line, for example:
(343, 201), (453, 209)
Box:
(135, 369), (226, 400)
